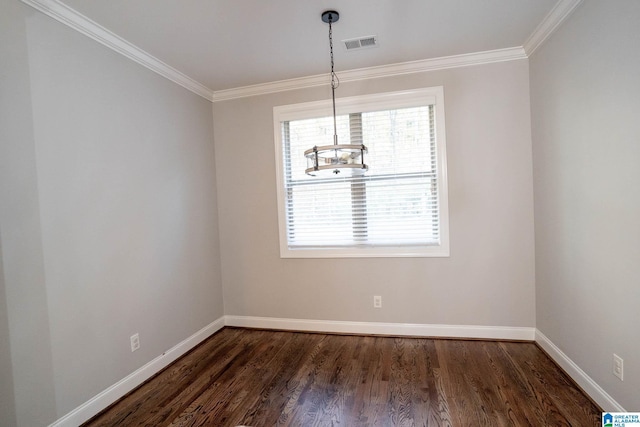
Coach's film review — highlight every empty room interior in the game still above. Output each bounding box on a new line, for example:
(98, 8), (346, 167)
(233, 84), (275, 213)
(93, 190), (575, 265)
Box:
(1, 0), (639, 425)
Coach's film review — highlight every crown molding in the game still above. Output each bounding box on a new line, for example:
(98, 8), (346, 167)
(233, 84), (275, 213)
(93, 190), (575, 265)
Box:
(20, 0), (575, 104)
(19, 0), (215, 101)
(212, 46), (527, 102)
(523, 0), (583, 56)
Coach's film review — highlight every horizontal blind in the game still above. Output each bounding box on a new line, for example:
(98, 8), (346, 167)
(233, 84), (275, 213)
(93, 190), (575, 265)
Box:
(282, 105), (439, 248)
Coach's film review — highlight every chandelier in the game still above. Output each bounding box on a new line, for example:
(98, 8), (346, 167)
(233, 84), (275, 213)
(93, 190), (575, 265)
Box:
(304, 10), (368, 177)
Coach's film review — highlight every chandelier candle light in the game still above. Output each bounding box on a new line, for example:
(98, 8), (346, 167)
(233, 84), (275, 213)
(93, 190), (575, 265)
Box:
(304, 10), (368, 176)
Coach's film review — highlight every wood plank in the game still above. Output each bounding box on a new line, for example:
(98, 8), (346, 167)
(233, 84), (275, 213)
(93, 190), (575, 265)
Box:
(83, 327), (602, 427)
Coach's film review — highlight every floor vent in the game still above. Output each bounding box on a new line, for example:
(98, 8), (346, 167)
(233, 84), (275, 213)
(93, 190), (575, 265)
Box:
(343, 35), (378, 51)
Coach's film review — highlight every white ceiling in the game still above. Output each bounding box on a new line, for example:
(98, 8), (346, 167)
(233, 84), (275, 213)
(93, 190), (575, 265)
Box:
(57, 0), (559, 92)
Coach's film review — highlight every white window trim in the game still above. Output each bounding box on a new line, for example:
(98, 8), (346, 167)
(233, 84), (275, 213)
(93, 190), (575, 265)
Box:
(273, 87), (449, 258)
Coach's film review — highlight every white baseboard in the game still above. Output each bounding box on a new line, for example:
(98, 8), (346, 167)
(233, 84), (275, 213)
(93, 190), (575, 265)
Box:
(56, 317), (620, 427)
(49, 316), (226, 427)
(224, 315), (536, 341)
(535, 329), (625, 412)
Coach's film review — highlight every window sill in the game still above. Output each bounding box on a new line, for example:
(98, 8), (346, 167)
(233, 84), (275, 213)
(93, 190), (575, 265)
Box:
(280, 245), (450, 259)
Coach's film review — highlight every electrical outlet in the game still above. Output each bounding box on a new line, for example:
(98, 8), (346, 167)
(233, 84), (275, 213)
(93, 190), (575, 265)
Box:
(130, 333), (140, 352)
(373, 295), (382, 308)
(613, 354), (623, 381)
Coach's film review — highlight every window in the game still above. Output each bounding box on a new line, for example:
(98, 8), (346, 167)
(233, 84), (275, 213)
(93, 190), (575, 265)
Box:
(273, 87), (449, 258)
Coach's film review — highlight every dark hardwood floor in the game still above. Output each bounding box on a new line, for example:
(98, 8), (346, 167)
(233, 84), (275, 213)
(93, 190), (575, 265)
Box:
(83, 327), (601, 426)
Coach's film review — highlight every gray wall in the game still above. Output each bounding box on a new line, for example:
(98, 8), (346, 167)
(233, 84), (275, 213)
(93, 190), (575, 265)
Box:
(0, 2), (57, 424)
(0, 0), (224, 425)
(214, 60), (536, 328)
(530, 0), (640, 410)
(0, 239), (17, 427)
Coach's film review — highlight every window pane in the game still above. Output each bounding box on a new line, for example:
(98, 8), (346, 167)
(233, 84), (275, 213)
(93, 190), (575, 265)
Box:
(365, 177), (439, 245)
(362, 106), (434, 176)
(286, 116), (350, 183)
(287, 181), (354, 246)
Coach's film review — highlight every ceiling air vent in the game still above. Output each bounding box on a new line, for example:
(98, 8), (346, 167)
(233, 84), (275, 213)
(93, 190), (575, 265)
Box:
(343, 35), (378, 51)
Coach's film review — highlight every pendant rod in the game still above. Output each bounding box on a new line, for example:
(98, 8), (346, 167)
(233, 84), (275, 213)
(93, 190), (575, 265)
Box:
(328, 14), (339, 146)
